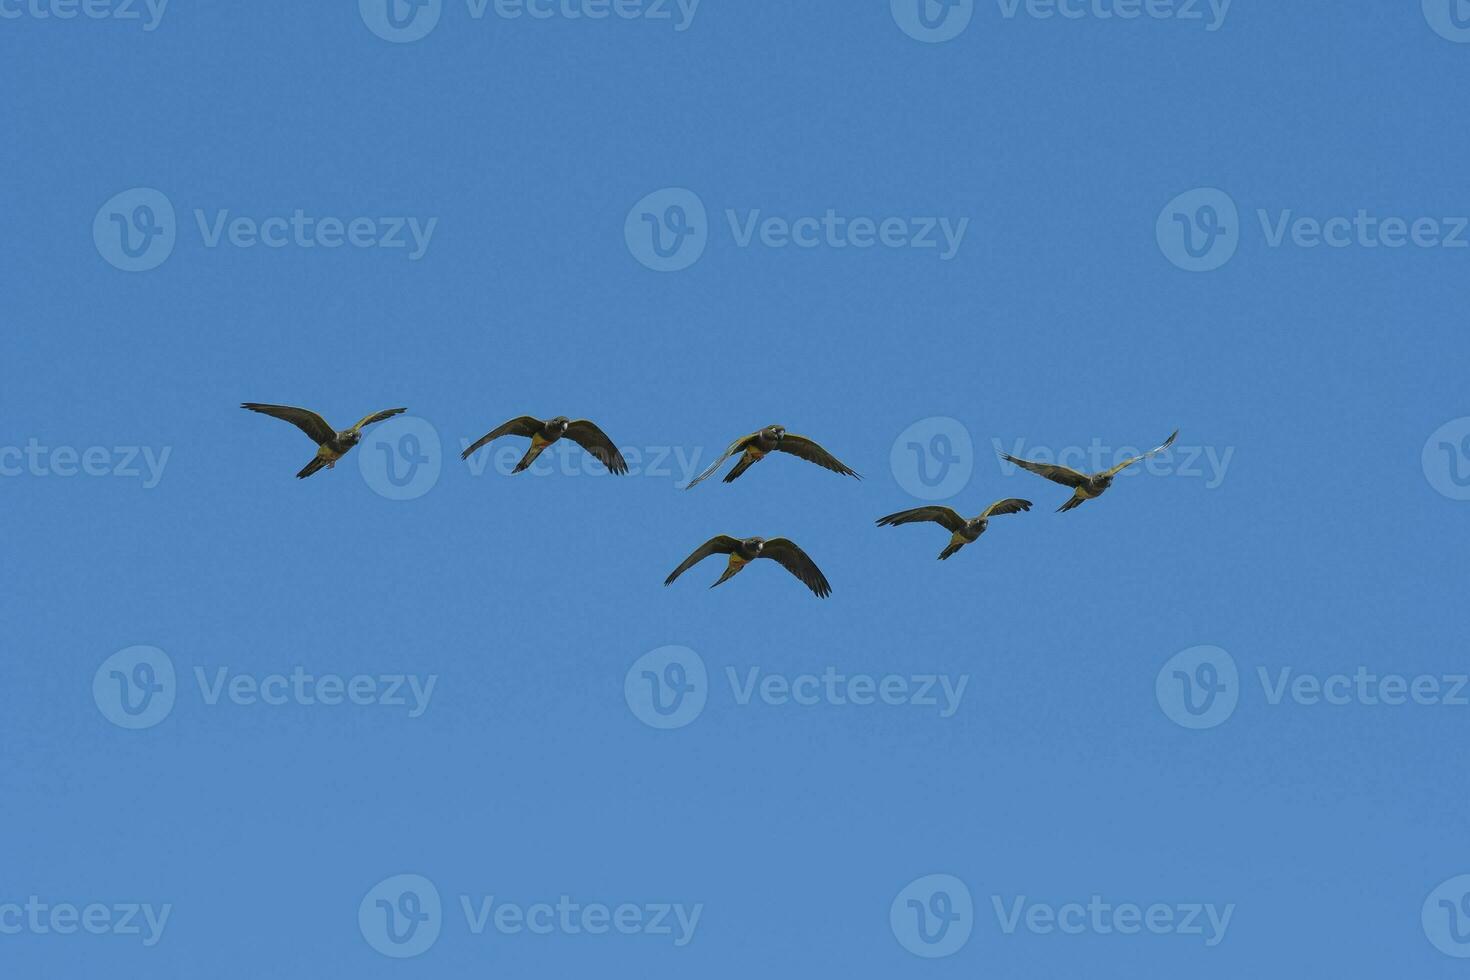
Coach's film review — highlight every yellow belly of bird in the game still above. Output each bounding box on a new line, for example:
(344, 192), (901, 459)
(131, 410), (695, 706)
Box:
(745, 447), (766, 461)
(317, 445), (341, 462)
(949, 531), (965, 547)
(520, 434), (551, 467)
(1077, 486), (1100, 499)
(728, 554), (748, 568)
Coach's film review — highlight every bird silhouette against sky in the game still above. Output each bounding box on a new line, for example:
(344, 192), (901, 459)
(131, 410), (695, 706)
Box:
(241, 403), (406, 479)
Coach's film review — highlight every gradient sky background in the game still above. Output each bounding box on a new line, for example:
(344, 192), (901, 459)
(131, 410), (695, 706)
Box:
(3, 2), (1470, 976)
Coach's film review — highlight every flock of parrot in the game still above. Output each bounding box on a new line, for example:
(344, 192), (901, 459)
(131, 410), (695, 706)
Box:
(241, 403), (1179, 599)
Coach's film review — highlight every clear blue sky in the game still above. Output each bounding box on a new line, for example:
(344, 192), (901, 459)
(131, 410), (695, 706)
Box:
(4, 2), (1469, 976)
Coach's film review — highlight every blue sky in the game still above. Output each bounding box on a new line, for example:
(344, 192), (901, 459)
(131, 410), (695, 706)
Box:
(3, 1), (1470, 975)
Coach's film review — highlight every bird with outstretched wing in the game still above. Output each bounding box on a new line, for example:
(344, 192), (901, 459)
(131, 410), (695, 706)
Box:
(1001, 429), (1178, 512)
(460, 415), (628, 475)
(685, 425), (858, 489)
(242, 403), (406, 479)
(877, 498), (1032, 559)
(664, 535), (831, 597)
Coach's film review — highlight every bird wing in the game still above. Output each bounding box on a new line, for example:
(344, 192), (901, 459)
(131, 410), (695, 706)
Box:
(461, 416), (542, 460)
(350, 408), (408, 432)
(875, 506), (966, 531)
(664, 536), (742, 586)
(980, 498), (1033, 518)
(564, 419), (628, 475)
(759, 538), (832, 598)
(1100, 429), (1179, 478)
(999, 453), (1090, 488)
(241, 403), (336, 446)
(683, 432), (757, 489)
(774, 434), (860, 479)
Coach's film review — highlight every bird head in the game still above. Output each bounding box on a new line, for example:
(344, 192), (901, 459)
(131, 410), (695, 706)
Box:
(551, 416), (570, 433)
(765, 425), (786, 441)
(341, 430), (362, 448)
(746, 536), (766, 554)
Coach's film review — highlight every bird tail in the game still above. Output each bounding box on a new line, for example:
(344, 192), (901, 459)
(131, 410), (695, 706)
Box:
(938, 538), (966, 561)
(711, 556), (747, 588)
(297, 456), (328, 479)
(512, 439), (549, 474)
(1057, 492), (1085, 513)
(722, 454), (758, 483)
